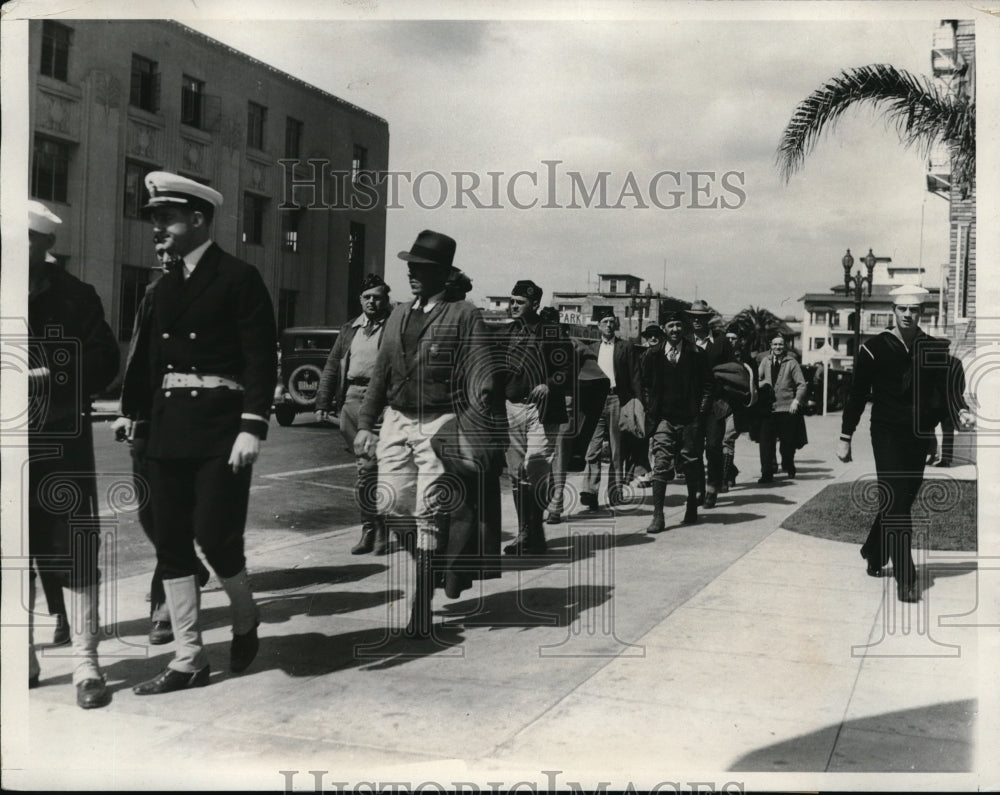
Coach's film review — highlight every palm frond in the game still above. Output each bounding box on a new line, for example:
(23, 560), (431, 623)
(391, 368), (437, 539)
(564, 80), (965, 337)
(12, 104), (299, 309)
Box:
(776, 64), (975, 190)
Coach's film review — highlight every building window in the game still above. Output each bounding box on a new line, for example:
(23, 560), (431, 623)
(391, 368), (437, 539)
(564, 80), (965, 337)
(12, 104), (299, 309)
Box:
(285, 117), (303, 159)
(119, 265), (151, 341)
(830, 313), (840, 328)
(812, 310), (827, 325)
(40, 21), (72, 81)
(609, 279), (618, 294)
(123, 160), (157, 218)
(351, 144), (367, 183)
(130, 54), (160, 112)
(281, 211), (300, 253)
(181, 75), (205, 129)
(243, 193), (266, 245)
(31, 136), (70, 203)
(247, 101), (267, 150)
(869, 313), (891, 328)
(277, 289), (297, 332)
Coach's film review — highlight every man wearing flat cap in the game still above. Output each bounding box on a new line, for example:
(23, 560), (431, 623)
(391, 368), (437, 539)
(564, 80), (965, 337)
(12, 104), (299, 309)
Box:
(354, 230), (504, 638)
(498, 279), (572, 554)
(27, 200), (120, 708)
(316, 272), (392, 555)
(638, 309), (714, 532)
(120, 171), (278, 693)
(838, 285), (974, 603)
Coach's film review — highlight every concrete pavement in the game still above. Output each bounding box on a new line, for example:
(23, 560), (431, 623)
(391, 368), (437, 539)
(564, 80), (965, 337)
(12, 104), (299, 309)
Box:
(10, 410), (991, 791)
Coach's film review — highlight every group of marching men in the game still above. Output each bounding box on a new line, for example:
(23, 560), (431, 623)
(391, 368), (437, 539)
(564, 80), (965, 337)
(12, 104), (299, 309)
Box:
(26, 171), (973, 710)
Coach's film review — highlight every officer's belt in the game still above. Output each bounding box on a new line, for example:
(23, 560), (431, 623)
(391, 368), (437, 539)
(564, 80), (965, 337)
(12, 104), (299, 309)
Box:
(161, 373), (244, 391)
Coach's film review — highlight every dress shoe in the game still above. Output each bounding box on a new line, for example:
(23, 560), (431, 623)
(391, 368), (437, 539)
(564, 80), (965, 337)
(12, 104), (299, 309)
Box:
(148, 620), (174, 645)
(371, 524), (389, 556)
(897, 583), (920, 603)
(545, 512), (562, 525)
(786, 465), (796, 479)
(29, 674), (40, 689)
(645, 513), (667, 534)
(504, 537), (547, 556)
(681, 499), (698, 525)
(757, 473), (774, 484)
(230, 625), (260, 673)
(860, 549), (882, 577)
(579, 492), (598, 510)
(133, 665), (210, 695)
(76, 676), (111, 709)
(933, 459), (952, 468)
(703, 491), (717, 509)
(52, 612), (70, 647)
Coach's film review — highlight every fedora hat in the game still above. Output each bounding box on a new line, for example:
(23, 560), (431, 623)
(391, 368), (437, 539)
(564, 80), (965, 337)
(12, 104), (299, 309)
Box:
(397, 230), (456, 270)
(685, 299), (713, 316)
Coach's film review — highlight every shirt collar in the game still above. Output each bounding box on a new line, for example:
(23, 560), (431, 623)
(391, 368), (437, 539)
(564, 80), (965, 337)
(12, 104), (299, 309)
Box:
(412, 290), (447, 313)
(889, 324), (921, 352)
(182, 239), (213, 277)
(352, 312), (387, 329)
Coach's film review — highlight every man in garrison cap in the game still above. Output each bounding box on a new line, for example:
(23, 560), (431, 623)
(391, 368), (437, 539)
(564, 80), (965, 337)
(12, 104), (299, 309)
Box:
(27, 200), (120, 708)
(838, 284), (974, 603)
(316, 273), (392, 555)
(354, 231), (505, 638)
(120, 172), (277, 693)
(499, 279), (572, 554)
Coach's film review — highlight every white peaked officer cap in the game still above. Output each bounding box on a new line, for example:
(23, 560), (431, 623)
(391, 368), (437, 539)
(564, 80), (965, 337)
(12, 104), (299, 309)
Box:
(143, 171), (224, 212)
(28, 200), (62, 235)
(890, 284), (931, 306)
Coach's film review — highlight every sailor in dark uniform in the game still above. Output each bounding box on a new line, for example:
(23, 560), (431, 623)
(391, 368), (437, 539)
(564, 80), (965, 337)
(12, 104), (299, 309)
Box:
(27, 200), (120, 708)
(120, 172), (278, 693)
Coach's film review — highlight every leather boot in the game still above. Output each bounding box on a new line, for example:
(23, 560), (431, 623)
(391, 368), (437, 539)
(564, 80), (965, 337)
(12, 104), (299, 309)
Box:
(220, 569), (260, 673)
(351, 525), (376, 555)
(646, 479), (667, 534)
(720, 453), (733, 494)
(64, 584), (110, 709)
(504, 480), (534, 555)
(134, 575), (210, 695)
(682, 495), (699, 525)
(371, 519), (389, 556)
(406, 548), (435, 638)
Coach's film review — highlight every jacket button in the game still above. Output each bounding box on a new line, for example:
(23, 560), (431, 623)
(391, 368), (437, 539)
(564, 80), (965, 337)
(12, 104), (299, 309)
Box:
(191, 390), (198, 397)
(190, 365), (197, 372)
(162, 332), (170, 339)
(166, 364), (174, 370)
(189, 332), (197, 340)
(164, 390), (172, 397)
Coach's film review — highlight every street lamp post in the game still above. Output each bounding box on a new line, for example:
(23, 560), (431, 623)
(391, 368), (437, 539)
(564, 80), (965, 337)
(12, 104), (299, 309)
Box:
(628, 284), (654, 339)
(842, 247), (878, 369)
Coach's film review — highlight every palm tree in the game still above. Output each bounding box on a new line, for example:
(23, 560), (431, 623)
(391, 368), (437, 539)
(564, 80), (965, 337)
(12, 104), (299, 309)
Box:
(776, 64), (975, 195)
(729, 306), (792, 356)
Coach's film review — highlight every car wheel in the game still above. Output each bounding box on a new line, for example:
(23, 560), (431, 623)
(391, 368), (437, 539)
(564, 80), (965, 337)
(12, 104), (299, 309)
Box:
(274, 404), (297, 426)
(287, 363), (323, 408)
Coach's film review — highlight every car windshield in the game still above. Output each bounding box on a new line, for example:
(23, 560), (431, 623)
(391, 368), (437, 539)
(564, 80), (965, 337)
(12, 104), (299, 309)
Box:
(291, 335), (334, 351)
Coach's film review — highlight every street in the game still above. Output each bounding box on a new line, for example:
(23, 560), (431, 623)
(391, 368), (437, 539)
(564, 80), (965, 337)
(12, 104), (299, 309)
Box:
(90, 413), (357, 582)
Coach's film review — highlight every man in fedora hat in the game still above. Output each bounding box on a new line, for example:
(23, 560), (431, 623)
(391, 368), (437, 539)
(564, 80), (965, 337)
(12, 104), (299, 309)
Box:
(638, 310), (713, 532)
(499, 279), (572, 554)
(686, 300), (735, 508)
(354, 230), (504, 637)
(120, 172), (278, 694)
(27, 199), (120, 708)
(316, 272), (392, 556)
(838, 285), (974, 603)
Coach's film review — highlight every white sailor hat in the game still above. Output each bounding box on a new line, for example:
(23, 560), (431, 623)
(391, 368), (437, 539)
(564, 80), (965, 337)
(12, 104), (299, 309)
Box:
(890, 284), (931, 306)
(28, 200), (62, 235)
(143, 171), (223, 212)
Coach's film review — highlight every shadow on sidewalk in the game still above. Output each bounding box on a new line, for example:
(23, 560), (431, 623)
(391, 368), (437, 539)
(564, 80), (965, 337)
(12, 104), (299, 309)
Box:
(729, 698), (975, 772)
(499, 527), (656, 572)
(439, 583), (614, 630)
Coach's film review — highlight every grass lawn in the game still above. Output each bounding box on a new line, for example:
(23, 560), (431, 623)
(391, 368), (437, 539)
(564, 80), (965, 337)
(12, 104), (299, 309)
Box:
(781, 479), (977, 551)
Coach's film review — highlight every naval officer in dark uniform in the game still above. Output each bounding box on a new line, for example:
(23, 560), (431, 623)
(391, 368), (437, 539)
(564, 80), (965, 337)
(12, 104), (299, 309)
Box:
(120, 172), (278, 693)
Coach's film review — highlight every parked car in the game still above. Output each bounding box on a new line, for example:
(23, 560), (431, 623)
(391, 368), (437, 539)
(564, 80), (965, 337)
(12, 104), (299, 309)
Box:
(273, 326), (339, 426)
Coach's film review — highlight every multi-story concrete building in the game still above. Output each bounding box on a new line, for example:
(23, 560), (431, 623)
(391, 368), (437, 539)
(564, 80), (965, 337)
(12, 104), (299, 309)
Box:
(551, 274), (690, 339)
(30, 19), (388, 368)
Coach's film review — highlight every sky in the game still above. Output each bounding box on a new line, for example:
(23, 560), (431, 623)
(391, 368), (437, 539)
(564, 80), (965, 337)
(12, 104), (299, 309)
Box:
(186, 11), (958, 317)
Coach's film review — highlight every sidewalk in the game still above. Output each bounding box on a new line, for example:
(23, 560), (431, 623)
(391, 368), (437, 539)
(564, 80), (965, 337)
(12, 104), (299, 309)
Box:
(11, 411), (988, 790)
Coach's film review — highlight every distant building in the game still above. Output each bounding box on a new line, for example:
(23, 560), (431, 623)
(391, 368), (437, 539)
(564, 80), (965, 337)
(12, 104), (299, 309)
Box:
(547, 273), (690, 339)
(30, 19), (389, 371)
